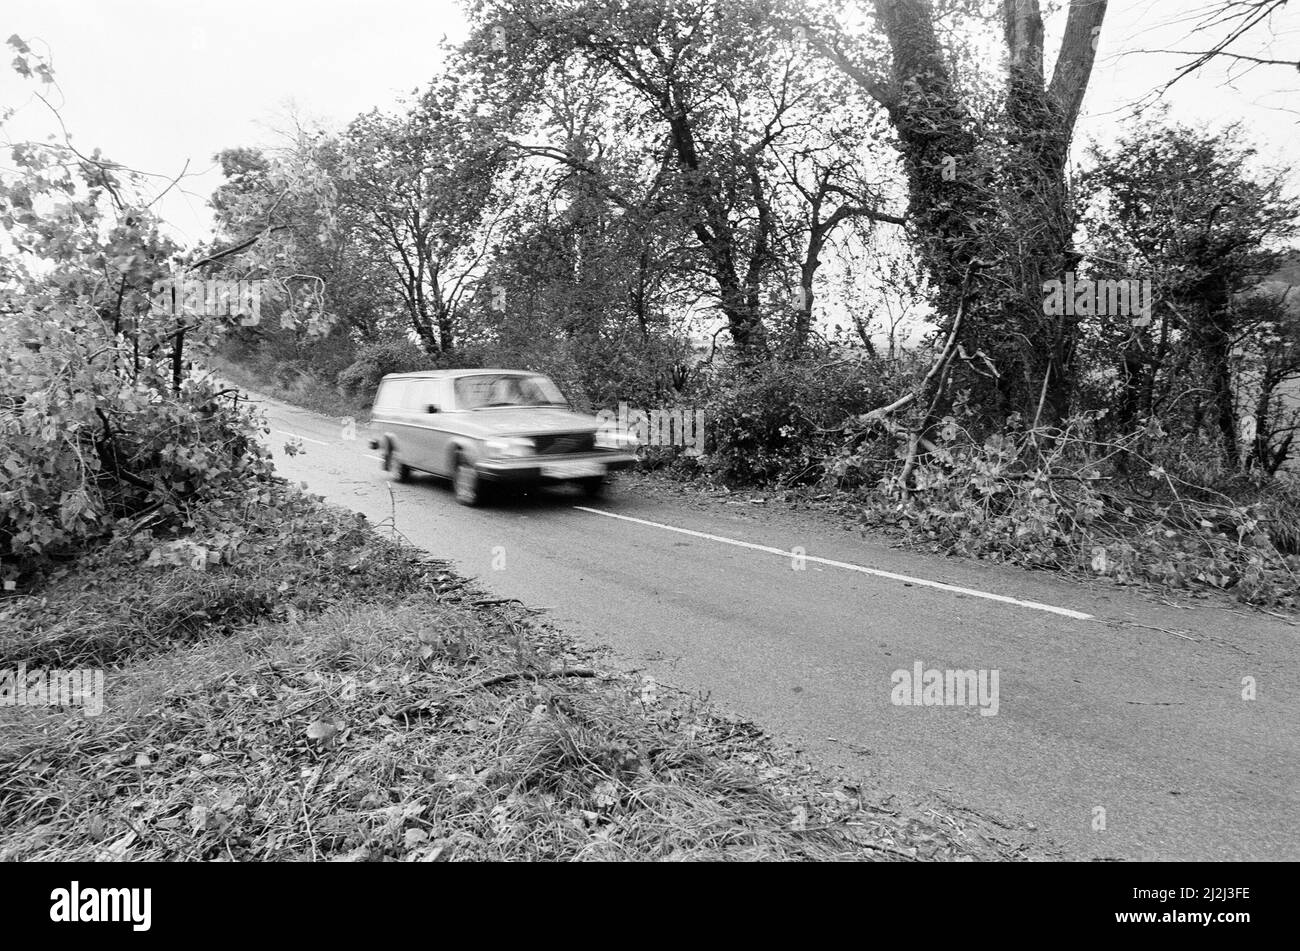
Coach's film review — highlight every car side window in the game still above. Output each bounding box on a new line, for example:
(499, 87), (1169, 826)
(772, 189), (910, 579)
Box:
(404, 379), (442, 413)
(453, 374), (567, 409)
(373, 380), (406, 413)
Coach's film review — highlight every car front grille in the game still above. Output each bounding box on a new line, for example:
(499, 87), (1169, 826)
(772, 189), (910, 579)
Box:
(534, 432), (596, 455)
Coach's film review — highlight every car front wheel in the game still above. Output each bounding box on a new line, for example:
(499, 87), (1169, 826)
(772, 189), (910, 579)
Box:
(453, 458), (483, 506)
(385, 447), (411, 483)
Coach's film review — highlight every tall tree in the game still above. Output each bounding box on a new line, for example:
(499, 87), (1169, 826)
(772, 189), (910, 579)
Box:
(470, 0), (902, 359)
(810, 0), (1108, 423)
(209, 144), (389, 343)
(338, 79), (507, 354)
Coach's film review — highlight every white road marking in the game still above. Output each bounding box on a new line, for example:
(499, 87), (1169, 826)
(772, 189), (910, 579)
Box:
(273, 429), (329, 446)
(365, 455), (385, 462)
(573, 506), (1093, 621)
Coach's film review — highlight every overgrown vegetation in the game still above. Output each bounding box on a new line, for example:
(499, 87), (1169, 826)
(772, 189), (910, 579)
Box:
(840, 420), (1300, 610)
(0, 484), (423, 670)
(698, 356), (908, 486)
(0, 331), (273, 586)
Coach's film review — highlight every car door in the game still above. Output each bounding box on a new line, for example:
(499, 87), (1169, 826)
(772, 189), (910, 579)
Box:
(395, 377), (439, 472)
(373, 378), (409, 457)
(372, 378), (404, 427)
(421, 377), (457, 475)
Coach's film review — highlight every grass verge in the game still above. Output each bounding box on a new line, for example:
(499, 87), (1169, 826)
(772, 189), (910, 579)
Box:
(0, 485), (1023, 861)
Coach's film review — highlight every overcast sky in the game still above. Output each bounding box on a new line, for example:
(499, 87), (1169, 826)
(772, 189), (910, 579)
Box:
(2, 0), (470, 244)
(2, 0), (1297, 247)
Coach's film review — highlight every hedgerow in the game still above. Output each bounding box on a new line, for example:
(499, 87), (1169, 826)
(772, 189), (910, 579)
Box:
(836, 415), (1300, 608)
(698, 357), (907, 487)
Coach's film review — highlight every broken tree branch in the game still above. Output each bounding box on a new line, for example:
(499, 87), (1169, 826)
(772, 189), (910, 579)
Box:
(856, 265), (975, 497)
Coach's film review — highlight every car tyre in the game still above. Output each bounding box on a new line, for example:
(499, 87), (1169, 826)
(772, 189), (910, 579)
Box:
(579, 476), (609, 500)
(386, 447), (411, 483)
(454, 458), (484, 506)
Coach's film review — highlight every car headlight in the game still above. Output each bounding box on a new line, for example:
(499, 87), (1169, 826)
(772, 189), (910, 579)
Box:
(595, 428), (638, 450)
(483, 436), (535, 458)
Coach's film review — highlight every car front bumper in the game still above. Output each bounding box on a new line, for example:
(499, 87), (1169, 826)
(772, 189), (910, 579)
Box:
(476, 452), (636, 485)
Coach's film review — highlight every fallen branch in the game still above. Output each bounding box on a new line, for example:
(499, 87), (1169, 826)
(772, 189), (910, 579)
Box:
(472, 667), (599, 691)
(870, 265), (974, 497)
(388, 668), (601, 720)
(858, 265), (973, 431)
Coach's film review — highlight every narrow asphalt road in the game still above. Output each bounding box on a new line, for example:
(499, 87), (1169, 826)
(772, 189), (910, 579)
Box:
(238, 386), (1298, 861)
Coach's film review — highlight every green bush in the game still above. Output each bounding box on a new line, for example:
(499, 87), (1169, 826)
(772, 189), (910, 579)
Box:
(336, 339), (443, 401)
(0, 307), (275, 586)
(700, 358), (898, 486)
(454, 330), (688, 413)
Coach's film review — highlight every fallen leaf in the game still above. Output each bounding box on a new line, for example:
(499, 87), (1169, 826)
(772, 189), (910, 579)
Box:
(306, 720), (337, 742)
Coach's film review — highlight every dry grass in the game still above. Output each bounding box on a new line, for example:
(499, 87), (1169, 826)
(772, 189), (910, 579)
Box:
(0, 495), (425, 670)
(0, 594), (1019, 862)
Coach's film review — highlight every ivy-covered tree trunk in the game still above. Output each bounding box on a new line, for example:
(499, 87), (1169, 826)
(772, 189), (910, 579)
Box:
(824, 0), (1107, 425)
(1207, 335), (1239, 467)
(710, 266), (768, 358)
(1190, 268), (1243, 467)
(436, 309), (455, 353)
(871, 0), (986, 338)
(996, 0), (1089, 424)
(1194, 294), (1240, 468)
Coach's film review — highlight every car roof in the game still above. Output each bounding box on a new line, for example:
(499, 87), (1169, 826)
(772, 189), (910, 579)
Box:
(379, 368), (539, 382)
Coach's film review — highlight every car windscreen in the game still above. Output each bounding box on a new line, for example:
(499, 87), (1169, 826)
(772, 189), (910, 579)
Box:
(453, 374), (567, 410)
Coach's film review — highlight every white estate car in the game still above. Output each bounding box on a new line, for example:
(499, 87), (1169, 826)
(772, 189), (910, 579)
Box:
(368, 369), (637, 505)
